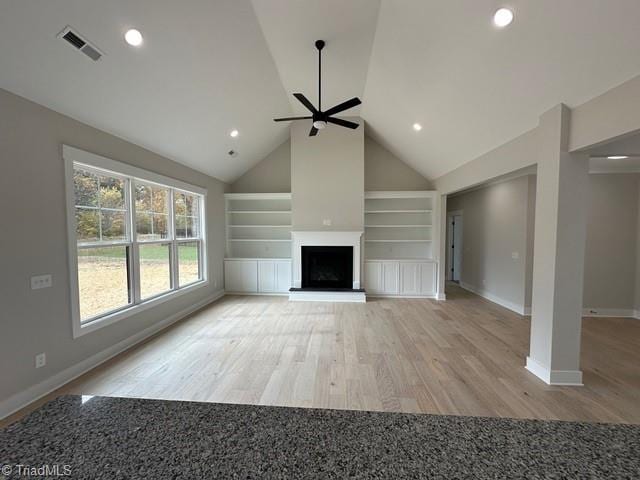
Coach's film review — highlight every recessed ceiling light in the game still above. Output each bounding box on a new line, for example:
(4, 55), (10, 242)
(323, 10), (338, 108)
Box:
(607, 156), (629, 160)
(413, 123), (423, 132)
(125, 29), (143, 47)
(230, 129), (239, 138)
(493, 8), (514, 28)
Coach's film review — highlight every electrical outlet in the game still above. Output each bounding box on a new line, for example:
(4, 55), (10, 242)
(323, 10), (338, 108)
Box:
(31, 274), (52, 290)
(511, 252), (520, 260)
(35, 352), (46, 368)
(323, 219), (332, 226)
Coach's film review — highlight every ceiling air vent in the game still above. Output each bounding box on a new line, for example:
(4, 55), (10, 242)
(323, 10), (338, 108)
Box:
(57, 26), (104, 61)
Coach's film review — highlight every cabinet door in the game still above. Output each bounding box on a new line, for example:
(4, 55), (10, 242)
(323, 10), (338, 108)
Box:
(420, 263), (436, 296)
(258, 261), (277, 293)
(364, 262), (383, 294)
(225, 260), (257, 293)
(400, 262), (421, 295)
(275, 261), (292, 293)
(382, 262), (399, 294)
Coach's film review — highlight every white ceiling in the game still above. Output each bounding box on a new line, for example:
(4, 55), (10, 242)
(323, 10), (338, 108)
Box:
(0, 0), (291, 183)
(251, 0), (380, 117)
(2, 1), (640, 183)
(362, 0), (640, 179)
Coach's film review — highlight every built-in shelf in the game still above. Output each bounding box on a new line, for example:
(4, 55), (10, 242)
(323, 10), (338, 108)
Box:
(365, 225), (431, 228)
(228, 210), (291, 214)
(226, 257), (292, 261)
(364, 191), (436, 261)
(365, 239), (432, 243)
(365, 209), (432, 214)
(225, 193), (293, 259)
(365, 258), (437, 262)
(228, 239), (292, 243)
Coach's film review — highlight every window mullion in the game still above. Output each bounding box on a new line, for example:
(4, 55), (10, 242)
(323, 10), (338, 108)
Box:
(97, 176), (103, 242)
(129, 179), (141, 304)
(169, 189), (178, 290)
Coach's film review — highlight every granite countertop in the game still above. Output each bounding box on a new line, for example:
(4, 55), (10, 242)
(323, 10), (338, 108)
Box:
(1, 395), (639, 479)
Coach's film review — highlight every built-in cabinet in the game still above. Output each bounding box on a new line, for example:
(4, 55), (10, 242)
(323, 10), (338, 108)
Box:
(224, 191), (440, 298)
(224, 193), (292, 295)
(364, 260), (436, 297)
(225, 259), (292, 294)
(364, 191), (439, 298)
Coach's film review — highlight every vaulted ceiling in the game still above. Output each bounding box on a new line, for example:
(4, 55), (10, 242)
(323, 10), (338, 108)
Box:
(1, 1), (640, 182)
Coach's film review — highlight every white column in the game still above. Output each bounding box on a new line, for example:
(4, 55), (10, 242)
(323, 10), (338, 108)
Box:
(527, 104), (589, 385)
(436, 194), (447, 300)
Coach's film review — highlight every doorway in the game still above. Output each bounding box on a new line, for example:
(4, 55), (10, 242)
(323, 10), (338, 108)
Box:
(447, 211), (463, 282)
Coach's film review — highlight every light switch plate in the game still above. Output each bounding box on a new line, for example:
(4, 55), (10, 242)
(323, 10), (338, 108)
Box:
(511, 252), (520, 260)
(31, 274), (52, 290)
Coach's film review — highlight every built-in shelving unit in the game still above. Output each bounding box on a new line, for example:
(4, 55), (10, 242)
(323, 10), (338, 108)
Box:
(363, 191), (439, 298)
(225, 193), (292, 259)
(224, 193), (293, 295)
(364, 191), (435, 260)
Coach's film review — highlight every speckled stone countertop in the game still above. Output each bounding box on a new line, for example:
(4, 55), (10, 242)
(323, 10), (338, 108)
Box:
(1, 395), (638, 479)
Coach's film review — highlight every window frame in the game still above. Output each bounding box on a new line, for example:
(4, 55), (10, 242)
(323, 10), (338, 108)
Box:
(64, 145), (208, 338)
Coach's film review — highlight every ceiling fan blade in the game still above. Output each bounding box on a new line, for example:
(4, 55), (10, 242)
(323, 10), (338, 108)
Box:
(323, 97), (361, 117)
(293, 93), (318, 114)
(273, 116), (312, 122)
(327, 117), (359, 129)
(309, 126), (319, 136)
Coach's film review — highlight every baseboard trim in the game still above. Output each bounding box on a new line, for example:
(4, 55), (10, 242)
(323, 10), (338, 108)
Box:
(525, 356), (583, 386)
(0, 290), (225, 420)
(582, 308), (640, 319)
(459, 282), (529, 316)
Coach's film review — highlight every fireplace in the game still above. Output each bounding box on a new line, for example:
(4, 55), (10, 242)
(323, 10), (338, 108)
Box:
(290, 231), (365, 302)
(301, 246), (353, 289)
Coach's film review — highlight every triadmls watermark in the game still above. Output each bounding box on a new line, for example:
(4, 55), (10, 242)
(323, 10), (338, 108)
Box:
(1, 463), (72, 477)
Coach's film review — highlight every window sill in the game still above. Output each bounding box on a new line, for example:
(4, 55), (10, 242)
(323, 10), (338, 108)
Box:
(72, 279), (209, 338)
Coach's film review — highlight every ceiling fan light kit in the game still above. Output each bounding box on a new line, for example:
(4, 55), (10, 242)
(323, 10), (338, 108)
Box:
(274, 39), (362, 136)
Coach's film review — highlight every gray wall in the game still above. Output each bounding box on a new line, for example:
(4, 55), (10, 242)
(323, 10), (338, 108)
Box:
(584, 174), (640, 310)
(291, 119), (364, 231)
(449, 171), (640, 313)
(230, 135), (431, 193)
(0, 88), (227, 406)
(231, 140), (291, 193)
(364, 137), (432, 191)
(447, 175), (534, 312)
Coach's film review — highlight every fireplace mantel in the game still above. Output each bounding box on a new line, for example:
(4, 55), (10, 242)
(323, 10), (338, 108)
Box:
(290, 231), (364, 302)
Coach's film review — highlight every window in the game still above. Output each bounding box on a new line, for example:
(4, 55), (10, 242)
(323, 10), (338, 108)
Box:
(65, 146), (207, 336)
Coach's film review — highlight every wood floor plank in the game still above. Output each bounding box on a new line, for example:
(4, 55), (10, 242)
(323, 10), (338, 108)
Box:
(3, 284), (639, 427)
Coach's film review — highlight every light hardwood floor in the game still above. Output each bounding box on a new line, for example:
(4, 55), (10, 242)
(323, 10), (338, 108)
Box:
(4, 284), (640, 426)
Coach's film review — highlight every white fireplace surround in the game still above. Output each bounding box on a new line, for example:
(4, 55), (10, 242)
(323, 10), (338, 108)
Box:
(291, 231), (363, 291)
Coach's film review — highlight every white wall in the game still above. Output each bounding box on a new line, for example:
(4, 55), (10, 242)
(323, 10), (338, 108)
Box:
(291, 119), (365, 231)
(0, 88), (227, 410)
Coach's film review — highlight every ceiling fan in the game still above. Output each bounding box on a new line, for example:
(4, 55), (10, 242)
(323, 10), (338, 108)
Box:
(273, 40), (361, 136)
